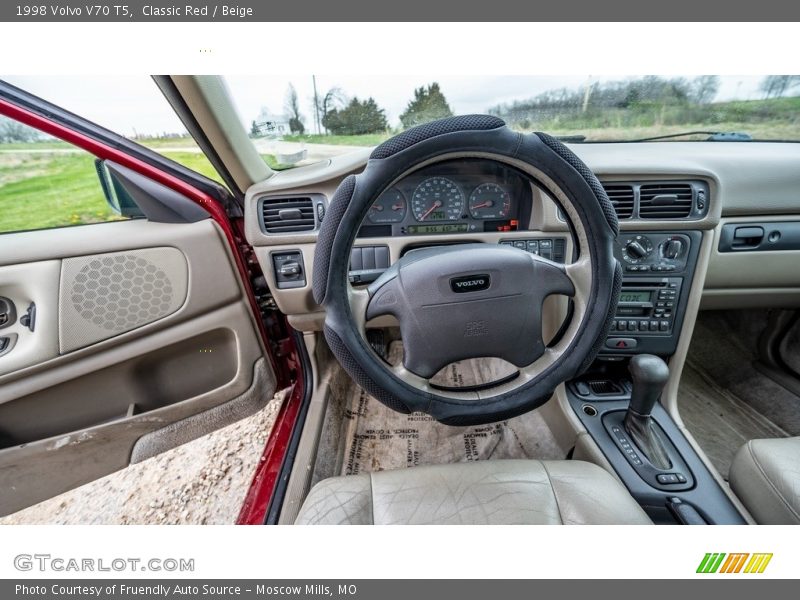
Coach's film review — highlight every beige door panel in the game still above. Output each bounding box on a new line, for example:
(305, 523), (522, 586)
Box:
(0, 218), (276, 516)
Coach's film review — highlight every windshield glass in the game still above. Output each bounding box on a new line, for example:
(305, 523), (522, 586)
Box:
(225, 74), (800, 168)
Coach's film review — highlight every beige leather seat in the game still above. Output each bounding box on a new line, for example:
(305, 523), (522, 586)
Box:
(295, 459), (651, 525)
(729, 437), (800, 524)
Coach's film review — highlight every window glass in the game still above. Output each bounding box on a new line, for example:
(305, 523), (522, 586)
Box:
(0, 117), (128, 233)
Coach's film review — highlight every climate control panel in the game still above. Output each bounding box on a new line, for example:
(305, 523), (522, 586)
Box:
(620, 233), (690, 273)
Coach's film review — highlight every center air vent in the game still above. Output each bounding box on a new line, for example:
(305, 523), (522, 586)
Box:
(639, 183), (694, 219)
(260, 196), (318, 234)
(601, 184), (635, 219)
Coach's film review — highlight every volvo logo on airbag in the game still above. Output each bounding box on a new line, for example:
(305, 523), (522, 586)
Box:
(450, 274), (491, 293)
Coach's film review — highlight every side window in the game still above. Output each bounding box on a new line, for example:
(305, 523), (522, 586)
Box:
(0, 116), (128, 234)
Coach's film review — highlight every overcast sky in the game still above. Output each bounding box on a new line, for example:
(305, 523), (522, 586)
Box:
(2, 75), (766, 137)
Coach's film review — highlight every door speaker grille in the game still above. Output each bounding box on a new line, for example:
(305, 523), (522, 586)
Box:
(59, 248), (188, 353)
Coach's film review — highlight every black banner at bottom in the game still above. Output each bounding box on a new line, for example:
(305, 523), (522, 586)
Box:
(2, 580), (795, 600)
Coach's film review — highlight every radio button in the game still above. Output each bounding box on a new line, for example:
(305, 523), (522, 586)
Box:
(638, 321), (649, 331)
(660, 321), (670, 332)
(628, 320), (638, 331)
(649, 321), (659, 331)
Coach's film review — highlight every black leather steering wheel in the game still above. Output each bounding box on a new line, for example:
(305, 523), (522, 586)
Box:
(313, 115), (620, 426)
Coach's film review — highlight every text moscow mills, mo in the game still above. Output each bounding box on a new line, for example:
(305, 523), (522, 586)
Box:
(16, 583), (360, 597)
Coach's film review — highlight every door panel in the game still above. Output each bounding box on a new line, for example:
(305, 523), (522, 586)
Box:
(0, 219), (275, 515)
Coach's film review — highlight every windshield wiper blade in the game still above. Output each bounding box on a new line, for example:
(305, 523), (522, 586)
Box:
(627, 130), (752, 142)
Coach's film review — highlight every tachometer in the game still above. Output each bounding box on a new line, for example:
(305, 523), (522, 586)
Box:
(368, 189), (407, 224)
(411, 177), (465, 221)
(468, 183), (511, 219)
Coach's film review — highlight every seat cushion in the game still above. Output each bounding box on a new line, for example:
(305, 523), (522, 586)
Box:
(729, 437), (800, 524)
(295, 459), (651, 525)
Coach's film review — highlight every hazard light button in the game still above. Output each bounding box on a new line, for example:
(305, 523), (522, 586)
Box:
(605, 337), (638, 350)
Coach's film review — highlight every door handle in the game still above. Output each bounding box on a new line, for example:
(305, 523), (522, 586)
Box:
(0, 297), (16, 330)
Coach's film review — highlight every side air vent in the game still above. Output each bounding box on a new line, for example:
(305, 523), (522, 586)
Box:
(601, 184), (635, 219)
(259, 195), (319, 234)
(639, 183), (694, 219)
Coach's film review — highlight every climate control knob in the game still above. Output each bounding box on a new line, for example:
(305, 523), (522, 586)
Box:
(622, 235), (653, 263)
(660, 238), (684, 260)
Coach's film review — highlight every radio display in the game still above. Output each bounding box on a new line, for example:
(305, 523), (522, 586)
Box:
(619, 291), (652, 303)
(407, 223), (469, 235)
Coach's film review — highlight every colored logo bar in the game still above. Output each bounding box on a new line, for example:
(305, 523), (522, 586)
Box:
(697, 553), (773, 574)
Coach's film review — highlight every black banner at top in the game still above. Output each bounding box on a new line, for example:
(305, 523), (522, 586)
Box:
(0, 0), (798, 22)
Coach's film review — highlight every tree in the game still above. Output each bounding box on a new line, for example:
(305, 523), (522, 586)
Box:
(691, 76), (720, 104)
(250, 120), (260, 137)
(314, 87), (345, 134)
(399, 82), (454, 128)
(760, 75), (800, 98)
(284, 83), (305, 135)
(0, 117), (39, 143)
(322, 97), (388, 135)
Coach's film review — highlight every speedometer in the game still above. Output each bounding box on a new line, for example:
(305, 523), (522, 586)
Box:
(411, 177), (465, 221)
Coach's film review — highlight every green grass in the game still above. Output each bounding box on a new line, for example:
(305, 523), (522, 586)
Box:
(0, 145), (284, 233)
(281, 133), (392, 146)
(0, 152), (122, 232)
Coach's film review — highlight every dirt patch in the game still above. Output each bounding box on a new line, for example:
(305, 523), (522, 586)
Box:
(0, 391), (285, 525)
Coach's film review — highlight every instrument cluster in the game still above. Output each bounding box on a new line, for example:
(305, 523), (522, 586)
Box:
(358, 158), (532, 237)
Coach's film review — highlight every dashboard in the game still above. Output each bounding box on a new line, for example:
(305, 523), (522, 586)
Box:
(244, 141), (800, 323)
(358, 159), (532, 238)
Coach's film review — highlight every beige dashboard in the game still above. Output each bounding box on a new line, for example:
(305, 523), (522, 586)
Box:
(243, 141), (800, 324)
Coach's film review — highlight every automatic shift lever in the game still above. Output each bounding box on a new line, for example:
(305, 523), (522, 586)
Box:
(625, 354), (672, 470)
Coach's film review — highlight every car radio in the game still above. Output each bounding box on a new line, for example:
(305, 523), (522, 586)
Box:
(610, 277), (682, 336)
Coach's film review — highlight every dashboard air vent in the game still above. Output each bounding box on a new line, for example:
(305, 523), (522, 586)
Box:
(639, 183), (693, 219)
(260, 196), (316, 233)
(601, 184), (635, 219)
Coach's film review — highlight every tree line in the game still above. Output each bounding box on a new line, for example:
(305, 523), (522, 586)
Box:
(252, 82), (454, 137)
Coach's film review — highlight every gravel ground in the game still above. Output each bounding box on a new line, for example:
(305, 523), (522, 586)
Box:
(0, 391), (285, 525)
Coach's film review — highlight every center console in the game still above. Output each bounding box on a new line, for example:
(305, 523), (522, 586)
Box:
(567, 230), (747, 524)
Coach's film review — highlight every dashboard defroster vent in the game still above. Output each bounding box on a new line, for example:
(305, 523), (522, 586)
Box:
(260, 196), (317, 233)
(639, 183), (694, 219)
(601, 184), (635, 219)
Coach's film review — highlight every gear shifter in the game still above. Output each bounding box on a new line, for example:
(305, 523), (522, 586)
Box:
(625, 354), (672, 470)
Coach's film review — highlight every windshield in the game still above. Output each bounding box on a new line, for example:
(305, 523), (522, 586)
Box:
(225, 74), (800, 168)
(3, 75), (798, 178)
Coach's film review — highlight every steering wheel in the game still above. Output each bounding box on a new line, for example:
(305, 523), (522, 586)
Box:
(313, 115), (620, 426)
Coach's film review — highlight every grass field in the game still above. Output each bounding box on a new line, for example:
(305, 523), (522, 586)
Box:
(282, 133), (391, 146)
(0, 142), (280, 233)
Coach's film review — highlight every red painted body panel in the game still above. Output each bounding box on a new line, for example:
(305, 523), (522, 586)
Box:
(236, 372), (306, 524)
